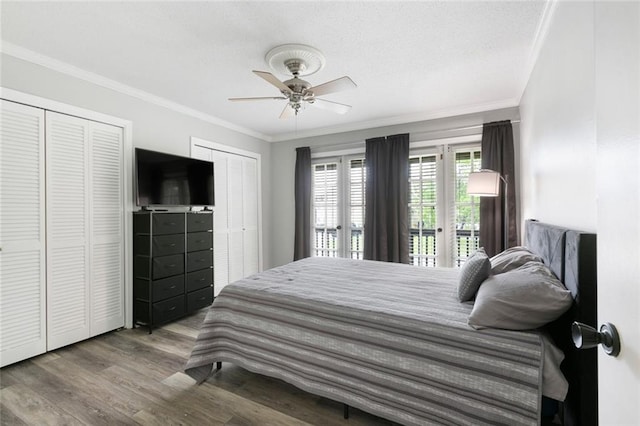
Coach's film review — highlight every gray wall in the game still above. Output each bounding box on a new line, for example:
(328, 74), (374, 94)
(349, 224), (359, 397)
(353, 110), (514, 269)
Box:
(1, 53), (274, 268)
(270, 107), (520, 268)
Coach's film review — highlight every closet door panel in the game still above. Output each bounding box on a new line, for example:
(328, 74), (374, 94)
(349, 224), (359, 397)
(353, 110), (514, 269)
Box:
(46, 111), (90, 350)
(211, 151), (230, 294)
(90, 122), (124, 335)
(0, 100), (46, 367)
(242, 158), (259, 276)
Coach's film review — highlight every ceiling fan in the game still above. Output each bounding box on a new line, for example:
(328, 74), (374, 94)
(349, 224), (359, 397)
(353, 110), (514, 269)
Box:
(229, 44), (357, 119)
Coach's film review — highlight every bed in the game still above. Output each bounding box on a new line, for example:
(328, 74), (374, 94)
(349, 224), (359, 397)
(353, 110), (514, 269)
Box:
(185, 220), (597, 425)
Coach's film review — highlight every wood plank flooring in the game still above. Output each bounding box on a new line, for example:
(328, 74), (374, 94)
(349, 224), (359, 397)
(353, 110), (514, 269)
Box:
(0, 309), (395, 426)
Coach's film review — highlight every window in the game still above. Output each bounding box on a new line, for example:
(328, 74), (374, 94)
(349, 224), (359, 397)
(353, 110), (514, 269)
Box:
(313, 142), (481, 268)
(312, 156), (365, 258)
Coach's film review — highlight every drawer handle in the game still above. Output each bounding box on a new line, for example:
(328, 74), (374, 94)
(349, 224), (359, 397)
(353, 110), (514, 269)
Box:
(166, 222), (176, 226)
(169, 285), (176, 289)
(199, 297), (206, 301)
(168, 306), (176, 311)
(199, 278), (205, 281)
(169, 243), (176, 247)
(168, 264), (176, 268)
(197, 240), (205, 243)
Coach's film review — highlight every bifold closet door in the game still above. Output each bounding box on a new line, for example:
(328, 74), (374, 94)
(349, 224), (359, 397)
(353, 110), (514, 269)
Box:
(46, 112), (92, 350)
(46, 112), (124, 350)
(202, 149), (259, 296)
(0, 100), (47, 367)
(89, 121), (125, 336)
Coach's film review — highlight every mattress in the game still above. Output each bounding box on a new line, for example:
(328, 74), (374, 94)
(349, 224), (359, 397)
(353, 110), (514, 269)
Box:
(185, 257), (561, 425)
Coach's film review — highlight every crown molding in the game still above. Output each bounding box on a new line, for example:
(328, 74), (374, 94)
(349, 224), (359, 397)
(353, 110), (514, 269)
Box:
(269, 98), (519, 142)
(0, 41), (272, 142)
(517, 0), (558, 103)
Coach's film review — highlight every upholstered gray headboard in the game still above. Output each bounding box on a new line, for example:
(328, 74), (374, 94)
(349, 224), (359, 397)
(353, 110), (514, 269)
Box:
(524, 219), (597, 426)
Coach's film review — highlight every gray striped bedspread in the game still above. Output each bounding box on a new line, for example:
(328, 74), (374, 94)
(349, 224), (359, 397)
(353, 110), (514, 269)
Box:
(185, 257), (563, 425)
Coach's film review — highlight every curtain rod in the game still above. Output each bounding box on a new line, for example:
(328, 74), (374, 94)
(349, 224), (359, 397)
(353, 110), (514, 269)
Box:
(311, 120), (521, 153)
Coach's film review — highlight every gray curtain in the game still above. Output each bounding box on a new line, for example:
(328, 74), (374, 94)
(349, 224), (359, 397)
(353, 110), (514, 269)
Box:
(364, 133), (410, 263)
(293, 147), (311, 260)
(479, 121), (517, 257)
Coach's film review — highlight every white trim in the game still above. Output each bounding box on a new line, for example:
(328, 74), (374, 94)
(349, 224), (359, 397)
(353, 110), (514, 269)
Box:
(518, 0), (559, 102)
(311, 133), (482, 159)
(190, 137), (264, 273)
(1, 87), (135, 330)
(270, 98), (518, 142)
(1, 42), (270, 142)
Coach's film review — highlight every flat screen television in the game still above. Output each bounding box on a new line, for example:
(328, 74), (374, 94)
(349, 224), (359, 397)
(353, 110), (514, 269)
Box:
(135, 148), (214, 207)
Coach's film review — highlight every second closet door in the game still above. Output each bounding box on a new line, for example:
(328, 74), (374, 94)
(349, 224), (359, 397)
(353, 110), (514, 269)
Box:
(46, 111), (124, 350)
(46, 112), (91, 350)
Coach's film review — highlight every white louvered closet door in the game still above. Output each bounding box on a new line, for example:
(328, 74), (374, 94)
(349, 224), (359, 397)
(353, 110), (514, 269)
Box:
(210, 150), (230, 296)
(193, 146), (260, 296)
(46, 112), (91, 350)
(227, 155), (245, 284)
(0, 100), (47, 367)
(90, 122), (124, 336)
(242, 157), (259, 277)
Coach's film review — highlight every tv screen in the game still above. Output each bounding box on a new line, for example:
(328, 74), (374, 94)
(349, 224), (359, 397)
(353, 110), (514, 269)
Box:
(135, 148), (214, 207)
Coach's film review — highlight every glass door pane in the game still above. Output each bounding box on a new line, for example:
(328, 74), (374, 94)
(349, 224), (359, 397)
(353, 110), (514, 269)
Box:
(313, 162), (339, 257)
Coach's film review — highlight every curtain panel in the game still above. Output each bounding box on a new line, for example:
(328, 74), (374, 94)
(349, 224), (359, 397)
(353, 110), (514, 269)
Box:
(293, 146), (311, 261)
(364, 133), (410, 263)
(479, 121), (517, 257)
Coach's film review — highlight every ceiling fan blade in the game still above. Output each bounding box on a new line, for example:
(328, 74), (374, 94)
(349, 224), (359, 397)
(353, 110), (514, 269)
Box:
(253, 71), (292, 94)
(279, 104), (295, 119)
(310, 76), (357, 97)
(311, 98), (352, 114)
(229, 96), (287, 102)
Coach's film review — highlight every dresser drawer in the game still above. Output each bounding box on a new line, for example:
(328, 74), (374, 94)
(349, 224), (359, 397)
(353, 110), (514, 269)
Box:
(153, 295), (185, 324)
(152, 254), (184, 279)
(187, 231), (212, 252)
(186, 268), (213, 292)
(186, 250), (212, 272)
(152, 275), (184, 302)
(152, 213), (185, 235)
(151, 234), (184, 256)
(187, 213), (212, 232)
(187, 287), (213, 312)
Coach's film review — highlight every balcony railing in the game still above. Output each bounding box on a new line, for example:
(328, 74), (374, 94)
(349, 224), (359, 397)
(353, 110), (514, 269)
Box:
(314, 227), (479, 266)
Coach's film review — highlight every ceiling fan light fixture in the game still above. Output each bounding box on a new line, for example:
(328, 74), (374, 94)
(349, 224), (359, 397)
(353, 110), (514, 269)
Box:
(266, 44), (326, 77)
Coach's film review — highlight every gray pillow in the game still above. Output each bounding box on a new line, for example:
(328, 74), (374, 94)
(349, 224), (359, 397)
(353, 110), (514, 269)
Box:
(457, 248), (491, 302)
(468, 261), (573, 330)
(490, 246), (543, 275)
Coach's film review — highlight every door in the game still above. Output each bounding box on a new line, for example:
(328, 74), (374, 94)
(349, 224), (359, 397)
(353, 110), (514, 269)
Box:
(89, 121), (125, 336)
(192, 144), (260, 296)
(46, 112), (124, 350)
(0, 100), (47, 367)
(46, 111), (91, 350)
(312, 156), (366, 259)
(595, 2), (640, 423)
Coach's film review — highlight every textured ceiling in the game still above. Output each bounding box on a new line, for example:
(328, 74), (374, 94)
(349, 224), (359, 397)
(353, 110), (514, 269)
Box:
(0, 1), (549, 141)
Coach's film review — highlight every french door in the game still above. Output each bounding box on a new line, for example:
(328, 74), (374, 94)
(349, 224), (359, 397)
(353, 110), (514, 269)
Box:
(312, 156), (365, 259)
(409, 145), (482, 267)
(312, 144), (481, 267)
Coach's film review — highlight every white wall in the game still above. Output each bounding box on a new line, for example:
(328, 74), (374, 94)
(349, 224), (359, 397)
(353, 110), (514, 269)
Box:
(594, 2), (640, 424)
(0, 53), (274, 269)
(520, 1), (640, 424)
(270, 107), (520, 268)
(519, 1), (597, 232)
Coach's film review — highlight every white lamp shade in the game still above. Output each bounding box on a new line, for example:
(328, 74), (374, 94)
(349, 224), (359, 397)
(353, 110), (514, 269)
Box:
(468, 170), (500, 196)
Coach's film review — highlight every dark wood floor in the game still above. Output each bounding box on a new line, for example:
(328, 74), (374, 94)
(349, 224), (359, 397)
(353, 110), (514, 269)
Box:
(0, 309), (395, 425)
